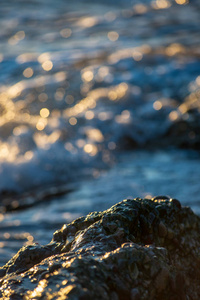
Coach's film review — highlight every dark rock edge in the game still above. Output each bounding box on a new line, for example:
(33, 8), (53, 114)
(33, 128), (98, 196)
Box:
(0, 196), (200, 300)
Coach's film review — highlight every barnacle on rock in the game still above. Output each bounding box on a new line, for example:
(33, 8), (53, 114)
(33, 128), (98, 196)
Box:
(0, 197), (200, 299)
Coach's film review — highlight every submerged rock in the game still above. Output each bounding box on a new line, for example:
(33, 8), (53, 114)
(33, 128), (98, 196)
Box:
(0, 197), (200, 299)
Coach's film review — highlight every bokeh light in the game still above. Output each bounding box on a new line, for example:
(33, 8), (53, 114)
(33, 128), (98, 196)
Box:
(40, 108), (50, 118)
(107, 31), (119, 42)
(60, 28), (72, 38)
(42, 60), (53, 71)
(23, 68), (34, 78)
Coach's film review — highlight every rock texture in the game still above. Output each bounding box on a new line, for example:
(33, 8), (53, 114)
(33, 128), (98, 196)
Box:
(0, 196), (200, 300)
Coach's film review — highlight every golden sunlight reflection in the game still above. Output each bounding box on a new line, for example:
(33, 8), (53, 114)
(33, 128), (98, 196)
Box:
(151, 0), (171, 9)
(60, 28), (72, 38)
(98, 67), (109, 78)
(8, 31), (25, 45)
(16, 53), (37, 64)
(108, 45), (151, 64)
(81, 70), (94, 82)
(85, 128), (104, 142)
(62, 280), (68, 286)
(178, 103), (188, 114)
(24, 151), (34, 160)
(108, 83), (128, 101)
(36, 118), (48, 131)
(42, 60), (53, 71)
(0, 143), (19, 162)
(7, 82), (24, 98)
(64, 142), (77, 154)
(84, 143), (98, 156)
(40, 108), (50, 118)
(132, 50), (143, 61)
(64, 96), (96, 117)
(175, 0), (189, 4)
(4, 233), (10, 239)
(108, 90), (117, 101)
(133, 4), (148, 14)
(153, 100), (163, 110)
(13, 126), (28, 136)
(107, 31), (119, 42)
(54, 71), (67, 82)
(6, 111), (16, 121)
(76, 139), (85, 148)
(23, 113), (31, 122)
(196, 76), (200, 86)
(48, 131), (61, 143)
(0, 144), (9, 158)
(34, 131), (61, 148)
(25, 236), (34, 245)
(85, 110), (94, 120)
(165, 43), (186, 56)
(15, 31), (25, 40)
(115, 110), (131, 124)
(30, 280), (48, 298)
(76, 16), (98, 28)
(0, 214), (4, 222)
(169, 110), (179, 121)
(65, 83), (128, 118)
(69, 117), (77, 126)
(23, 67), (34, 78)
(98, 111), (113, 121)
(179, 90), (200, 114)
(60, 285), (76, 296)
(38, 53), (51, 64)
(64, 142), (74, 152)
(0, 72), (67, 127)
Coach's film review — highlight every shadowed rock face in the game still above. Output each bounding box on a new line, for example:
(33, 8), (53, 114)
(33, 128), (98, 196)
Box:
(0, 197), (200, 300)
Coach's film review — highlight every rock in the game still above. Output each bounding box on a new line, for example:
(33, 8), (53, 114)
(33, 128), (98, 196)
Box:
(158, 222), (167, 238)
(131, 288), (140, 300)
(0, 197), (200, 299)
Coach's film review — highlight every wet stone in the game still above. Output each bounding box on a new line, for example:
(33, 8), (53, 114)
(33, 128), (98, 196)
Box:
(167, 228), (174, 240)
(0, 269), (6, 278)
(171, 199), (182, 210)
(158, 222), (167, 238)
(0, 197), (200, 299)
(110, 291), (119, 300)
(154, 267), (169, 292)
(130, 288), (140, 300)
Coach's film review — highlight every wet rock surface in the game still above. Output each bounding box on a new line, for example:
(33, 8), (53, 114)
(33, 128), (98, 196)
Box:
(0, 197), (200, 299)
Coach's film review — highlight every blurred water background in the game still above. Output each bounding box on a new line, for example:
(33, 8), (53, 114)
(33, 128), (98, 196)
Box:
(0, 0), (200, 266)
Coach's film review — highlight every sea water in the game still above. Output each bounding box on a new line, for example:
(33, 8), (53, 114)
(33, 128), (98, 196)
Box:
(0, 0), (200, 265)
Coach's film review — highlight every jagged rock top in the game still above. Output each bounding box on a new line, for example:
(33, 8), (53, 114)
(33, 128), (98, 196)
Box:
(0, 196), (200, 299)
